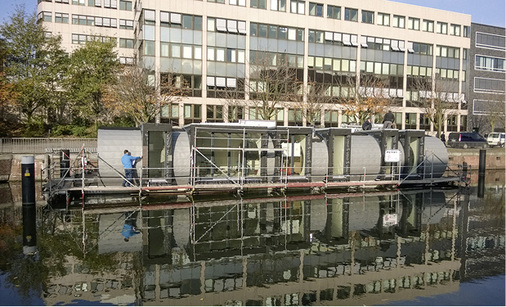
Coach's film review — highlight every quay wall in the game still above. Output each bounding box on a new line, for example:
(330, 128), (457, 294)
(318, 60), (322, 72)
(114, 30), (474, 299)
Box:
(1, 148), (504, 182)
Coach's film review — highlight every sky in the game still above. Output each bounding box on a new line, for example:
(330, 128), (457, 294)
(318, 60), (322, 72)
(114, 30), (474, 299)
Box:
(0, 0), (504, 27)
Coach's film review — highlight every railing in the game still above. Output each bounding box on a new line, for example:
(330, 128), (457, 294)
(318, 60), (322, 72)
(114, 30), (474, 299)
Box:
(0, 138), (97, 154)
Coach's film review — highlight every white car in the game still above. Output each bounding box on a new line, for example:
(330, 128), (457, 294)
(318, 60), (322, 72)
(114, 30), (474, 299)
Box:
(486, 132), (505, 147)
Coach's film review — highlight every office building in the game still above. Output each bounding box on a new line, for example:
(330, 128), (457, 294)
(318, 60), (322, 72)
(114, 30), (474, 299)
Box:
(37, 0), (471, 133)
(468, 23), (505, 134)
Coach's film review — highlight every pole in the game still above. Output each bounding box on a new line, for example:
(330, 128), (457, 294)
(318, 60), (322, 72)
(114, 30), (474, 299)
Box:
(477, 149), (486, 198)
(22, 156), (37, 255)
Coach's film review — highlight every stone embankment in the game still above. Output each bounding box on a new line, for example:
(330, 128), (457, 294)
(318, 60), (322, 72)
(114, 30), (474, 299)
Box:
(1, 147), (504, 182)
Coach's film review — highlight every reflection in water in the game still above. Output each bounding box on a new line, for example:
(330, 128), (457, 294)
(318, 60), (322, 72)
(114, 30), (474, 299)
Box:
(0, 183), (504, 305)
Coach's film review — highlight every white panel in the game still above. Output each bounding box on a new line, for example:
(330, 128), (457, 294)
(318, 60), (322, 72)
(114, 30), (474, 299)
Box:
(333, 33), (341, 42)
(206, 76), (215, 86)
(170, 13), (181, 24)
(216, 19), (227, 32)
(238, 21), (247, 34)
(325, 31), (333, 41)
(227, 20), (238, 33)
(227, 78), (237, 88)
(216, 77), (226, 87)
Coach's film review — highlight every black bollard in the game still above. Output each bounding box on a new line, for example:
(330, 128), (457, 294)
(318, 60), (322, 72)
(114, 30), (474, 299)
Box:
(478, 149), (486, 177)
(60, 149), (70, 178)
(21, 156), (37, 255)
(477, 149), (486, 198)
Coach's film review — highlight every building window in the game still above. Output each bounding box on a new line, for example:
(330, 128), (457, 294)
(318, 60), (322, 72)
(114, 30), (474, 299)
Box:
(251, 0), (267, 9)
(344, 8), (358, 21)
(436, 22), (447, 34)
(72, 0), (85, 5)
(408, 17), (419, 30)
(449, 24), (461, 36)
(119, 38), (134, 48)
(55, 0), (70, 3)
(309, 2), (323, 16)
(474, 78), (505, 94)
(436, 45), (460, 58)
(392, 15), (405, 28)
(119, 19), (134, 29)
(270, 0), (286, 11)
(476, 32), (506, 51)
(39, 11), (52, 22)
(55, 12), (69, 23)
(410, 42), (433, 55)
(422, 19), (434, 32)
(475, 55), (506, 72)
(208, 0), (225, 3)
(184, 104), (202, 124)
(103, 0), (117, 8)
(463, 26), (470, 37)
(376, 12), (389, 26)
(119, 0), (132, 10)
(361, 10), (374, 24)
(206, 105), (224, 122)
(327, 5), (340, 19)
(230, 0), (246, 6)
(290, 0), (305, 14)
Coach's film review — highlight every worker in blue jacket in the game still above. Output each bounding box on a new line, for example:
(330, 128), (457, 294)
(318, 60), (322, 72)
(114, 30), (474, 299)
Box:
(121, 149), (142, 187)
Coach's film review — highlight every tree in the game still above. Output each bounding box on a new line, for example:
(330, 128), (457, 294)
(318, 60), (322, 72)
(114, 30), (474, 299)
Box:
(0, 5), (69, 135)
(247, 53), (301, 120)
(470, 92), (505, 134)
(340, 74), (391, 124)
(66, 39), (119, 129)
(104, 65), (186, 126)
(411, 75), (460, 137)
(292, 81), (332, 127)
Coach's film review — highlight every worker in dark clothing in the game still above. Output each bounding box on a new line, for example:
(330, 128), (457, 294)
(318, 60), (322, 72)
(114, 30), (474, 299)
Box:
(362, 118), (372, 130)
(383, 110), (395, 129)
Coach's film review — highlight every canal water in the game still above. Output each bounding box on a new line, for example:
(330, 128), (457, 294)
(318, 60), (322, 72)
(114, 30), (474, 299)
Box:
(0, 172), (504, 306)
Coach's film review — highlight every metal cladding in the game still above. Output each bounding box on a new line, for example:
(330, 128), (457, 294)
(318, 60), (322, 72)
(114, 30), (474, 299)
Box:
(99, 124), (449, 184)
(310, 139), (329, 181)
(97, 128), (142, 179)
(422, 136), (449, 178)
(172, 130), (191, 186)
(349, 135), (382, 181)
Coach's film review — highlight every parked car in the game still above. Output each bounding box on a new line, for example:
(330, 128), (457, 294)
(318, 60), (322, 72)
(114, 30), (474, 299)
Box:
(486, 132), (505, 147)
(447, 132), (488, 149)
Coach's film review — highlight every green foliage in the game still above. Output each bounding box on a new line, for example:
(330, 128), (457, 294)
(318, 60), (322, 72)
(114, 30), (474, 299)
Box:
(23, 118), (47, 137)
(0, 5), (69, 135)
(65, 40), (120, 127)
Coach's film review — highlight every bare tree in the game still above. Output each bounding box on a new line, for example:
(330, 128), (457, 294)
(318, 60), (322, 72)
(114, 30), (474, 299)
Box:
(292, 81), (333, 127)
(247, 53), (301, 120)
(411, 75), (460, 137)
(470, 92), (505, 134)
(104, 65), (186, 126)
(340, 74), (391, 124)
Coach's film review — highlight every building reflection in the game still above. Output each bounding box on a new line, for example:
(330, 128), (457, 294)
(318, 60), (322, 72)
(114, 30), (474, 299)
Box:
(34, 187), (504, 306)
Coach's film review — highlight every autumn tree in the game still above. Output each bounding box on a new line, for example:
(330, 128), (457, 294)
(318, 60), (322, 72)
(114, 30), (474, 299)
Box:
(340, 74), (391, 124)
(66, 39), (119, 129)
(104, 65), (186, 126)
(0, 5), (69, 135)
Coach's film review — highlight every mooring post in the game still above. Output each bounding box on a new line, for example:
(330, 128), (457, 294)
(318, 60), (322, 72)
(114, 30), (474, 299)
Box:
(21, 156), (37, 255)
(477, 149), (486, 198)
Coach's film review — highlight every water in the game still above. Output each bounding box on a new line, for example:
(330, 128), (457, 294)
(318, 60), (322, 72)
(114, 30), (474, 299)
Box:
(0, 174), (504, 306)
